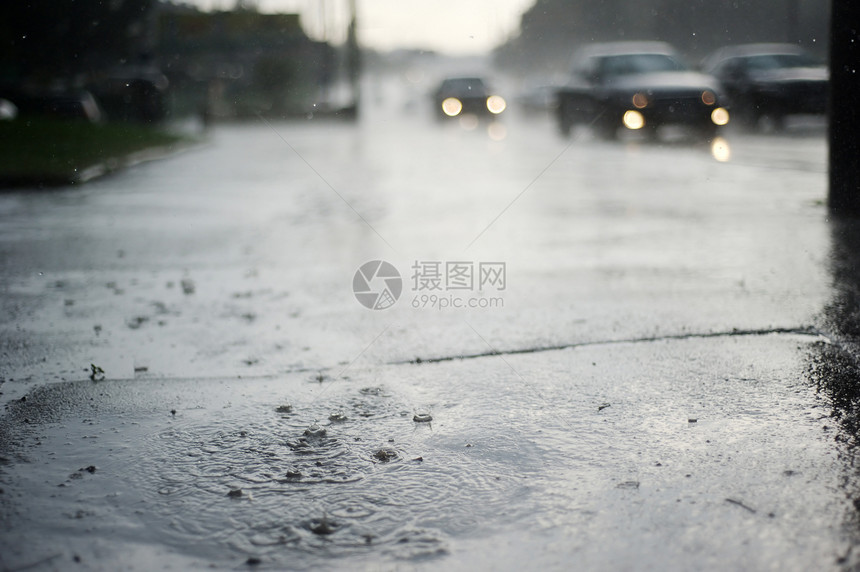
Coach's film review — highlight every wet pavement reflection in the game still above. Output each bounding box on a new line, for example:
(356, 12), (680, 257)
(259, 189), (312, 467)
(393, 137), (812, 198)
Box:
(0, 104), (852, 569)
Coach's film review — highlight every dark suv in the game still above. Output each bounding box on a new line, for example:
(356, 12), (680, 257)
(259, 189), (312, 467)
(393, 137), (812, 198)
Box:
(555, 42), (728, 139)
(702, 43), (828, 129)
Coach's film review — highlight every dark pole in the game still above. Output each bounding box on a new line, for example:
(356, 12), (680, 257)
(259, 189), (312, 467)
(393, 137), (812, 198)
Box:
(346, 0), (360, 117)
(828, 0), (860, 215)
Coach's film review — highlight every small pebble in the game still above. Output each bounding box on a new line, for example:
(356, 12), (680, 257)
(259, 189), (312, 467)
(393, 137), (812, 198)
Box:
(688, 418), (697, 423)
(275, 404), (292, 413)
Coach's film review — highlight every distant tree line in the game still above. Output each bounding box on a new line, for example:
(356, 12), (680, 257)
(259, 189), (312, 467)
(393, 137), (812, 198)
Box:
(496, 0), (829, 74)
(158, 7), (336, 117)
(0, 1), (338, 120)
(0, 0), (156, 87)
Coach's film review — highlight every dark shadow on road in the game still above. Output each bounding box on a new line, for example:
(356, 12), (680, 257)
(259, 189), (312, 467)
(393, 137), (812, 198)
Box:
(808, 217), (860, 545)
(818, 217), (860, 361)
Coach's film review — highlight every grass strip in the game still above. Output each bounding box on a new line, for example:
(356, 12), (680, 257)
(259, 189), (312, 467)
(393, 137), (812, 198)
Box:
(0, 117), (188, 187)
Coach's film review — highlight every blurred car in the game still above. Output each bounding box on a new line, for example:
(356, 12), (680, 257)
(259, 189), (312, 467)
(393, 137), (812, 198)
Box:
(44, 91), (103, 122)
(0, 98), (17, 120)
(701, 43), (828, 129)
(432, 77), (506, 120)
(0, 89), (103, 122)
(93, 65), (169, 123)
(555, 42), (728, 139)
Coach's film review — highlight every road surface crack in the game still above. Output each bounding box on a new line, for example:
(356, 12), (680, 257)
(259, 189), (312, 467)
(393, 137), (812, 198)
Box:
(397, 326), (826, 365)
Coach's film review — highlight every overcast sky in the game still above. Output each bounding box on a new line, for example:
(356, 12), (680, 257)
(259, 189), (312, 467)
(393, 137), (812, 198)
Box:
(187, 0), (535, 55)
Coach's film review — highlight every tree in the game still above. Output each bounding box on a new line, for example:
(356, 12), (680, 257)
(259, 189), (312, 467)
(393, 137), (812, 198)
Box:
(0, 0), (156, 86)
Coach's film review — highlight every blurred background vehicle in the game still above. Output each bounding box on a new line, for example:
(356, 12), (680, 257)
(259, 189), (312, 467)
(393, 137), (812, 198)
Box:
(0, 89), (103, 122)
(0, 99), (18, 121)
(555, 41), (728, 140)
(92, 65), (170, 123)
(702, 43), (828, 130)
(433, 76), (507, 120)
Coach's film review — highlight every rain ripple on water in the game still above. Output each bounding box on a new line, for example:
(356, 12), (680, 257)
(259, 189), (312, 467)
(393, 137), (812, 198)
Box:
(128, 382), (537, 566)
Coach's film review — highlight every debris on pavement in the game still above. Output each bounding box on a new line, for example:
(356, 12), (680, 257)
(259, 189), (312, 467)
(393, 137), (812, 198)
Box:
(725, 498), (757, 514)
(89, 364), (105, 381)
(373, 448), (398, 462)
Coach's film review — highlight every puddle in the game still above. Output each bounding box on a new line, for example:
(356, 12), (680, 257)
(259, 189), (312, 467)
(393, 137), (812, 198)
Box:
(1, 335), (857, 569)
(0, 370), (538, 568)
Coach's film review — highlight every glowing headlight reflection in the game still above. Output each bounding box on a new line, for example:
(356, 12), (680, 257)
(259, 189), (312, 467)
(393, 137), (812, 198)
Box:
(442, 97), (463, 116)
(710, 136), (731, 162)
(701, 90), (716, 106)
(486, 95), (507, 114)
(632, 93), (649, 109)
(623, 110), (645, 130)
(459, 114), (479, 130)
(488, 122), (507, 141)
(711, 107), (730, 126)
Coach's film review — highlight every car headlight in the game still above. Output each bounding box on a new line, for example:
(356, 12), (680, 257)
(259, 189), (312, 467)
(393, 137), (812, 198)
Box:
(486, 95), (506, 114)
(701, 90), (716, 106)
(632, 92), (649, 109)
(710, 107), (730, 126)
(442, 97), (463, 116)
(623, 110), (645, 130)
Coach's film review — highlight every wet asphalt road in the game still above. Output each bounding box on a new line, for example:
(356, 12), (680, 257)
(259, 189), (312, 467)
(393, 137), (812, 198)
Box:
(2, 91), (858, 570)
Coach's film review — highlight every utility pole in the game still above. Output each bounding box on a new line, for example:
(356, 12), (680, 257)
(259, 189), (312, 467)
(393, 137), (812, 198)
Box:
(345, 0), (360, 118)
(829, 0), (860, 215)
